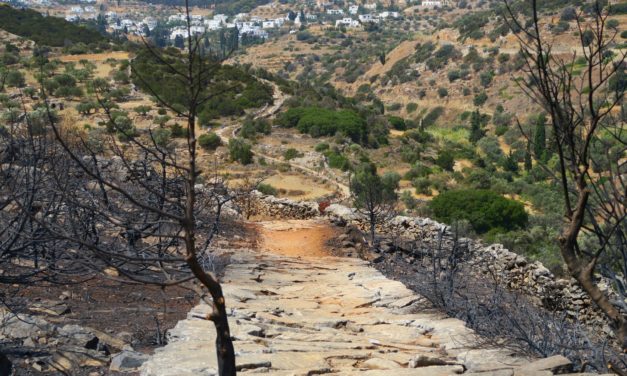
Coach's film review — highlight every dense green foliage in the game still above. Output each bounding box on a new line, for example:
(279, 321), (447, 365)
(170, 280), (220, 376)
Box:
(0, 4), (105, 47)
(131, 48), (273, 124)
(430, 189), (528, 234)
(228, 138), (253, 165)
(198, 132), (222, 151)
(240, 117), (271, 139)
(257, 183), (278, 196)
(276, 106), (384, 146)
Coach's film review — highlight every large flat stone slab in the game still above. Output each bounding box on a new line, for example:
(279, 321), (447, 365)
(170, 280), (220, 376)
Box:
(142, 246), (532, 375)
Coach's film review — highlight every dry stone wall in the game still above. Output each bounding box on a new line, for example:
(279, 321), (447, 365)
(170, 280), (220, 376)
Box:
(249, 193), (612, 334)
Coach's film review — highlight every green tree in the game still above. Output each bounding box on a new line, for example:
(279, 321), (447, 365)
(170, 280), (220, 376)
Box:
(283, 148), (302, 160)
(435, 150), (455, 171)
(228, 137), (253, 164)
(5, 70), (25, 88)
(152, 127), (171, 147)
(134, 105), (152, 116)
(468, 110), (485, 143)
(198, 132), (222, 151)
(533, 114), (546, 160)
(524, 142), (532, 171)
(76, 101), (97, 115)
(473, 91), (488, 106)
(350, 163), (399, 244)
(430, 189), (528, 234)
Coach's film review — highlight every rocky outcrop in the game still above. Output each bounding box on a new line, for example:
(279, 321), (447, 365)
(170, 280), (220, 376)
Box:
(141, 248), (532, 376)
(0, 309), (144, 373)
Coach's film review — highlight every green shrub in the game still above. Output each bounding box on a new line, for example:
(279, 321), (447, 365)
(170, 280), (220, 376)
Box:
(257, 183), (278, 196)
(170, 123), (187, 138)
(430, 189), (528, 234)
(241, 117), (271, 139)
(404, 163), (432, 180)
(283, 148), (302, 160)
(406, 102), (418, 113)
(325, 150), (351, 171)
(413, 177), (431, 195)
(134, 105), (152, 115)
(474, 91), (488, 106)
(152, 127), (171, 147)
(387, 116), (406, 130)
(435, 150), (455, 171)
(421, 106), (444, 127)
(198, 132), (222, 151)
(315, 142), (329, 152)
(386, 102), (402, 111)
(228, 138), (253, 164)
(276, 106), (369, 144)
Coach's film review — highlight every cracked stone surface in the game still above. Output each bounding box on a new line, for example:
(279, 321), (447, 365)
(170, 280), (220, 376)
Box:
(141, 244), (533, 375)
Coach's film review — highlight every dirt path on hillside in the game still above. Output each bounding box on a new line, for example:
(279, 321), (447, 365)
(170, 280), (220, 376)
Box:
(215, 80), (351, 199)
(257, 220), (338, 258)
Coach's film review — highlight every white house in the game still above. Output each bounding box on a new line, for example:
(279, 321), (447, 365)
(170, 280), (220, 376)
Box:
(205, 19), (222, 30)
(378, 11), (400, 19)
(305, 13), (317, 21)
(168, 13), (186, 23)
(240, 25), (268, 39)
(358, 14), (378, 23)
(190, 25), (205, 34)
(335, 17), (360, 28)
(363, 3), (377, 10)
(262, 20), (276, 29)
(421, 0), (448, 7)
(213, 14), (228, 23)
(349, 5), (359, 14)
(326, 8), (344, 15)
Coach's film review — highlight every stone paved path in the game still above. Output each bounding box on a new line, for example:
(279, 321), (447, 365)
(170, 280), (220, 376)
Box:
(141, 221), (532, 376)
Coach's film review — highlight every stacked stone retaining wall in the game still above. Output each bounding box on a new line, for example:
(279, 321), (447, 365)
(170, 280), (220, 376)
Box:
(248, 193), (612, 334)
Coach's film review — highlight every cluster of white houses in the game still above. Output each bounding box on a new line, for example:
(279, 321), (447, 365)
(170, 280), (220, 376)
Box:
(8, 0), (451, 45)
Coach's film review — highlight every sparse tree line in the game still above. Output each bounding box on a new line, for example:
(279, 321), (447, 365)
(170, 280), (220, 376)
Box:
(0, 3), (251, 374)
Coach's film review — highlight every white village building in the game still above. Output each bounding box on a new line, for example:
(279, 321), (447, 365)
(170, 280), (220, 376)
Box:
(335, 17), (361, 28)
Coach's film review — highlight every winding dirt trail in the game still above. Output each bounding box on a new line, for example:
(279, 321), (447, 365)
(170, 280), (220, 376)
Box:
(215, 80), (351, 199)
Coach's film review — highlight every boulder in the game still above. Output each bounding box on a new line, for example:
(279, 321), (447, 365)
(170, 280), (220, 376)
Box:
(110, 350), (150, 372)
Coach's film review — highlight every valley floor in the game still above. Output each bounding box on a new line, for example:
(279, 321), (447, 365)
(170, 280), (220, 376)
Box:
(140, 220), (571, 375)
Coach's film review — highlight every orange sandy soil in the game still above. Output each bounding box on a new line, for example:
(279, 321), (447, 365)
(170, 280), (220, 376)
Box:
(257, 220), (340, 258)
